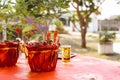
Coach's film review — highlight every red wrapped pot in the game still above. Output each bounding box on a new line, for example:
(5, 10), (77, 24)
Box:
(26, 41), (59, 72)
(0, 41), (19, 67)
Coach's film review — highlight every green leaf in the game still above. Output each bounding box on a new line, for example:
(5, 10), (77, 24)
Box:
(0, 26), (2, 32)
(22, 26), (33, 33)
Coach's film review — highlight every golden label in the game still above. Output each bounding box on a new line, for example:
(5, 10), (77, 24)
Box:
(61, 45), (71, 62)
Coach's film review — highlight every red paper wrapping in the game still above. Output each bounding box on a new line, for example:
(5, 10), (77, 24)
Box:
(0, 41), (19, 67)
(26, 41), (59, 72)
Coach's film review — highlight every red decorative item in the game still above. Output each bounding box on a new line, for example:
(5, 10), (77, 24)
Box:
(26, 41), (60, 72)
(54, 31), (58, 43)
(15, 28), (21, 34)
(0, 41), (19, 67)
(46, 32), (51, 41)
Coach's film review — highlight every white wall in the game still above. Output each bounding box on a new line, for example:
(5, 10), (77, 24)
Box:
(87, 14), (99, 32)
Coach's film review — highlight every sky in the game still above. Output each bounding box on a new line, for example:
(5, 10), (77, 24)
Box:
(98, 0), (120, 19)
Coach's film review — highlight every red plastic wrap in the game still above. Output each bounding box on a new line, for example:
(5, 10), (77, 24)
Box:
(26, 41), (59, 72)
(0, 41), (19, 67)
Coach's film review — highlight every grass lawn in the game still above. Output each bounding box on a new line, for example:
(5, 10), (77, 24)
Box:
(59, 33), (120, 62)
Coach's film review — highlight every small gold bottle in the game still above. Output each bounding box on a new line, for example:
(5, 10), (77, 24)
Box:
(61, 45), (71, 62)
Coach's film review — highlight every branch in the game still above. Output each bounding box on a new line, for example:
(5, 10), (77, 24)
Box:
(71, 3), (77, 9)
(71, 0), (81, 10)
(85, 6), (99, 19)
(98, 0), (106, 6)
(3, 0), (7, 7)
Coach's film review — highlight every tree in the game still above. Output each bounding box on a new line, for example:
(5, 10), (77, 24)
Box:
(14, 0), (70, 41)
(71, 0), (105, 48)
(0, 0), (15, 41)
(69, 12), (80, 32)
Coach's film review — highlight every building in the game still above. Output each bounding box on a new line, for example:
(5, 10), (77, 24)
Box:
(98, 19), (120, 31)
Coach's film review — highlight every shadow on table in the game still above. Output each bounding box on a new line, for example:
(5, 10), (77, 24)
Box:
(100, 52), (120, 62)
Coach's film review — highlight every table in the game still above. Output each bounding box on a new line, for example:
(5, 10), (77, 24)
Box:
(0, 55), (120, 80)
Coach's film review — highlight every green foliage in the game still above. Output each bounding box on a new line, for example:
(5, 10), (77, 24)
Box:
(38, 35), (43, 41)
(14, 0), (29, 17)
(54, 19), (64, 30)
(54, 19), (63, 27)
(0, 0), (15, 21)
(59, 18), (66, 25)
(53, 19), (67, 33)
(0, 25), (2, 32)
(13, 0), (70, 40)
(22, 0), (70, 18)
(7, 25), (17, 40)
(0, 0), (71, 41)
(72, 0), (104, 16)
(22, 25), (34, 33)
(99, 30), (116, 43)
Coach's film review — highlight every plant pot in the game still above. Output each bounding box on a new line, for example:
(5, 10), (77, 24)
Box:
(98, 42), (113, 54)
(0, 41), (19, 67)
(28, 50), (58, 72)
(26, 41), (59, 72)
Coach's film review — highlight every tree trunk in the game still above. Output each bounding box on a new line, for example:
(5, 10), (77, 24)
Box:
(71, 21), (76, 32)
(80, 18), (88, 48)
(76, 8), (89, 48)
(80, 25), (87, 48)
(2, 20), (7, 41)
(71, 15), (76, 32)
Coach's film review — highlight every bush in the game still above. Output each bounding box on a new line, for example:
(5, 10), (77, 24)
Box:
(99, 30), (116, 43)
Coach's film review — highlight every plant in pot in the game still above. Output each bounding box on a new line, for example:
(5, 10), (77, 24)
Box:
(98, 30), (116, 54)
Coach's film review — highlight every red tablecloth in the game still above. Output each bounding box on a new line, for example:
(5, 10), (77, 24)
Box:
(0, 56), (120, 80)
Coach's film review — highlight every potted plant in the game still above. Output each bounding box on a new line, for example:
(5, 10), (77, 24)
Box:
(98, 30), (116, 54)
(20, 31), (60, 72)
